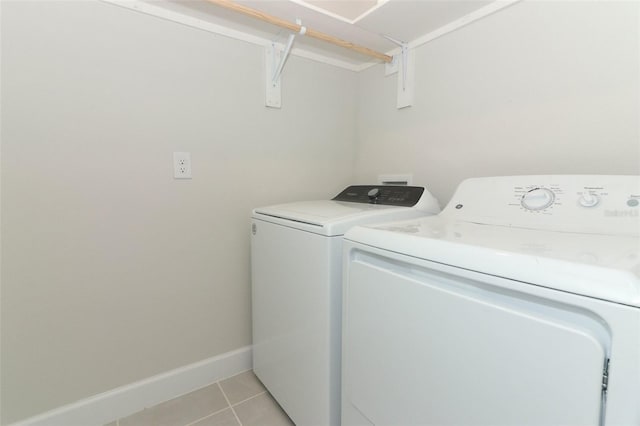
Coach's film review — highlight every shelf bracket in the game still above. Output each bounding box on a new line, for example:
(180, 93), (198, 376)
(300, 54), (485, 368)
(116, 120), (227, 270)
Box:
(265, 43), (282, 108)
(265, 19), (306, 109)
(383, 35), (415, 109)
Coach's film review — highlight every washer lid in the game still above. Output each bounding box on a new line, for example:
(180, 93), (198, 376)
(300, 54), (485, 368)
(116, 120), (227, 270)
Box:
(345, 216), (640, 307)
(253, 200), (425, 236)
(252, 185), (441, 236)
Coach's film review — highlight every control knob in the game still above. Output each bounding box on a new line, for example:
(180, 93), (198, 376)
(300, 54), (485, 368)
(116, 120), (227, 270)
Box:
(368, 188), (381, 201)
(521, 188), (555, 211)
(578, 191), (599, 207)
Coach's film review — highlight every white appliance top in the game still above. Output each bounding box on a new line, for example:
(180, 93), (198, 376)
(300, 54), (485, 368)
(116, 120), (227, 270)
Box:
(345, 175), (640, 307)
(253, 185), (440, 236)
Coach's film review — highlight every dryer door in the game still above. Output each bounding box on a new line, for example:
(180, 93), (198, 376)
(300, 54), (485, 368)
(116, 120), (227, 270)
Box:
(342, 250), (610, 426)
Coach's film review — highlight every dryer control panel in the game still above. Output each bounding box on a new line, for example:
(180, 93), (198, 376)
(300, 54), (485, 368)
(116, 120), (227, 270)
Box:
(333, 185), (425, 207)
(445, 175), (640, 236)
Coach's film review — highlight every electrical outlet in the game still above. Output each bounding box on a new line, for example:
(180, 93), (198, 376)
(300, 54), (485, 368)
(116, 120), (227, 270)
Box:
(173, 152), (192, 179)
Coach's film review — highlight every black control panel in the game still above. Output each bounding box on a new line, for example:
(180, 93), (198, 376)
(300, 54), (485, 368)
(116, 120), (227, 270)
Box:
(332, 185), (425, 207)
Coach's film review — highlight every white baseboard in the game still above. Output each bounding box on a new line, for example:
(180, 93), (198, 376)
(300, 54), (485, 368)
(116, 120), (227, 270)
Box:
(11, 346), (253, 426)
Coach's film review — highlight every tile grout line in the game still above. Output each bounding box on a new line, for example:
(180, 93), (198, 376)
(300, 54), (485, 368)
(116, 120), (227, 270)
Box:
(218, 381), (244, 426)
(182, 403), (234, 426)
(115, 374), (267, 426)
(183, 378), (252, 426)
(230, 390), (267, 408)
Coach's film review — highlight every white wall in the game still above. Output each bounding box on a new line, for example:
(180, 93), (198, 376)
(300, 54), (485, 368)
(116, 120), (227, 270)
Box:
(354, 0), (640, 205)
(0, 1), (356, 423)
(3, 0), (639, 423)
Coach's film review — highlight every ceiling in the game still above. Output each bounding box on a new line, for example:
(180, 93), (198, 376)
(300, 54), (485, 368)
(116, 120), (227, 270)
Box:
(141, 0), (496, 67)
(303, 0), (379, 21)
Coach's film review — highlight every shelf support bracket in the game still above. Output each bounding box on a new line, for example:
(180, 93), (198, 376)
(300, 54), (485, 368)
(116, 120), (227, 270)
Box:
(265, 43), (282, 108)
(383, 35), (415, 109)
(265, 19), (306, 109)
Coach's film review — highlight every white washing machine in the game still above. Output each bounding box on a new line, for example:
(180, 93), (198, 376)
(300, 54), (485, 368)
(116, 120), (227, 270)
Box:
(342, 175), (640, 426)
(251, 185), (440, 426)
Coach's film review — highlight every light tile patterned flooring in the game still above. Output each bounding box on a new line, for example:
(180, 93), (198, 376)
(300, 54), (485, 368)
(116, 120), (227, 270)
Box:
(105, 370), (294, 426)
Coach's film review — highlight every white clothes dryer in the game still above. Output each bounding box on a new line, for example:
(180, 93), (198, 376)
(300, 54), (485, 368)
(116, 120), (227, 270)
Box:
(251, 185), (440, 426)
(342, 175), (640, 426)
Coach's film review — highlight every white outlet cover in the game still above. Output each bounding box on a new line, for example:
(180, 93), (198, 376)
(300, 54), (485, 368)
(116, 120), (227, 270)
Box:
(173, 152), (192, 179)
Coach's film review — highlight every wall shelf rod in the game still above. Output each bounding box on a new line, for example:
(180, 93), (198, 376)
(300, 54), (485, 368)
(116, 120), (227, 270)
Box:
(204, 0), (393, 63)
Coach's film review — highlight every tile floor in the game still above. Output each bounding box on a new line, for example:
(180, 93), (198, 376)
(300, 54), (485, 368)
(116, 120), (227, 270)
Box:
(104, 370), (294, 426)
